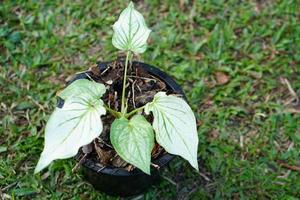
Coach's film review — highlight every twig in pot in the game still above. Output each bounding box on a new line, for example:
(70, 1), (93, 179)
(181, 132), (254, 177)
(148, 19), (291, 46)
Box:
(132, 80), (137, 108)
(72, 154), (87, 174)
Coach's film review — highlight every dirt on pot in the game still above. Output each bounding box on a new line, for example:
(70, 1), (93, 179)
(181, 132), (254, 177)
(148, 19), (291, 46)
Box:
(76, 58), (175, 172)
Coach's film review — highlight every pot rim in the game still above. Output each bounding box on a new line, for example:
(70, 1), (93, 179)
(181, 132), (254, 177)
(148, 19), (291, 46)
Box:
(70, 61), (186, 177)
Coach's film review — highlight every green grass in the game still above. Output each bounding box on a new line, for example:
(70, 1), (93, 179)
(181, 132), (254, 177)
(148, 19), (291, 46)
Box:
(1, 0), (300, 199)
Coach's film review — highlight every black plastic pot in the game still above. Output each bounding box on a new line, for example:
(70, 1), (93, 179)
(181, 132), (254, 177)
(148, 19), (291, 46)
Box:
(68, 61), (185, 197)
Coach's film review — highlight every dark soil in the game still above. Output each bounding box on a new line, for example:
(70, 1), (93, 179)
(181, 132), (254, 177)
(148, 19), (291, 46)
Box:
(77, 58), (173, 171)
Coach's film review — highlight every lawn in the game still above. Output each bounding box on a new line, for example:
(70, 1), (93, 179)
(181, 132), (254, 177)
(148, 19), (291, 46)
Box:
(1, 0), (300, 199)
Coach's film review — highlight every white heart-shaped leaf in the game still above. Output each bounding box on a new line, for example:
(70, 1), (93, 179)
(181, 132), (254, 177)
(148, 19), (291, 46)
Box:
(112, 2), (151, 54)
(58, 79), (106, 101)
(35, 93), (106, 173)
(110, 115), (154, 174)
(145, 92), (199, 170)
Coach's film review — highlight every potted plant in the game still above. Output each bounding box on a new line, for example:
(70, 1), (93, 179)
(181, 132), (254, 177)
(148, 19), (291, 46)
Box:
(35, 2), (199, 197)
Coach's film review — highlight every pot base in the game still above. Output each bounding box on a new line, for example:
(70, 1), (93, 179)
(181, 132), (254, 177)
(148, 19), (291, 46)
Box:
(81, 158), (161, 197)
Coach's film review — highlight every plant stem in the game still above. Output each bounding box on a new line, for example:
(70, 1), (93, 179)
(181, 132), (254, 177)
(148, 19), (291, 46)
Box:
(121, 51), (131, 115)
(125, 105), (146, 118)
(103, 104), (121, 118)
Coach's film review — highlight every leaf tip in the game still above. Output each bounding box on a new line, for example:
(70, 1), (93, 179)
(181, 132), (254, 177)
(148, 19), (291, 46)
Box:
(34, 167), (41, 174)
(143, 165), (151, 175)
(34, 156), (48, 174)
(190, 159), (199, 172)
(128, 1), (134, 8)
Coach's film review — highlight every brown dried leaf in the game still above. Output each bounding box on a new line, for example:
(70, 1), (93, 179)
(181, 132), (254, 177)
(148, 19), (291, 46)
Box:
(207, 129), (219, 142)
(111, 155), (128, 168)
(125, 164), (134, 172)
(135, 91), (157, 107)
(48, 76), (60, 85)
(156, 80), (166, 90)
(151, 143), (161, 158)
(179, 0), (185, 10)
(90, 65), (101, 76)
(284, 107), (300, 114)
(215, 72), (229, 85)
(82, 144), (92, 154)
(94, 142), (114, 166)
(278, 161), (300, 171)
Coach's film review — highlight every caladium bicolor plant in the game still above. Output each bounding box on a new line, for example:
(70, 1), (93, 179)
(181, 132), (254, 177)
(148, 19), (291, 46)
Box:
(35, 2), (199, 175)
